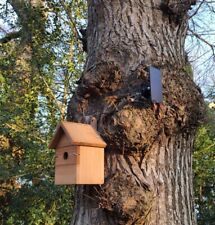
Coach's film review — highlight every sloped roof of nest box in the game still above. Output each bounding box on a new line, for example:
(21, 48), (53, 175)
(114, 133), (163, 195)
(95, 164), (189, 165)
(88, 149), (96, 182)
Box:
(49, 121), (107, 149)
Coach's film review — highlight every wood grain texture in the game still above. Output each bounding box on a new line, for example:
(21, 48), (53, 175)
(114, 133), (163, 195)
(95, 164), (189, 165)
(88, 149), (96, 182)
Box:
(55, 146), (104, 185)
(56, 134), (71, 148)
(55, 146), (78, 185)
(76, 146), (104, 184)
(55, 146), (79, 166)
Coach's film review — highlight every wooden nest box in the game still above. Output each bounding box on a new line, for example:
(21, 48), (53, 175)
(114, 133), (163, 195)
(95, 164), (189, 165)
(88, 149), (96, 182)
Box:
(49, 121), (107, 185)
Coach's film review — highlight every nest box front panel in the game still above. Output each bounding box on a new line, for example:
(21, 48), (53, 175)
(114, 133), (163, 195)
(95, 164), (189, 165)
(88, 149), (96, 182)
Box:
(55, 146), (79, 185)
(55, 146), (79, 166)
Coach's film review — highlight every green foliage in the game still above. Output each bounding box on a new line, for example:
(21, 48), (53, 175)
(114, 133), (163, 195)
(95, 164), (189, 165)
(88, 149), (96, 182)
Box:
(1, 183), (73, 225)
(0, 0), (86, 224)
(193, 113), (215, 225)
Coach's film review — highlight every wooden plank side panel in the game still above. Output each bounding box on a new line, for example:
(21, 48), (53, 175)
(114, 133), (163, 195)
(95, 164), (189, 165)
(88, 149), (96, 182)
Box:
(76, 146), (104, 184)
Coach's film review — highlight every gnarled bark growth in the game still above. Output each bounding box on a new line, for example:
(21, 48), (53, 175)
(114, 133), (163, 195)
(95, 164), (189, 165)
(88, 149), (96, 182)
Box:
(68, 1), (204, 224)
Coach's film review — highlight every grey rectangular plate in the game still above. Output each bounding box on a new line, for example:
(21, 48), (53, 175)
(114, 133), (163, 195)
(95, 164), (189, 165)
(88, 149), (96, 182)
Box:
(149, 66), (163, 103)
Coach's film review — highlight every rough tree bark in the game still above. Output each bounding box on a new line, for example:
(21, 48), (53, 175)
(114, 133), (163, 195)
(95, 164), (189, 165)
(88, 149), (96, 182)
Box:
(68, 1), (204, 225)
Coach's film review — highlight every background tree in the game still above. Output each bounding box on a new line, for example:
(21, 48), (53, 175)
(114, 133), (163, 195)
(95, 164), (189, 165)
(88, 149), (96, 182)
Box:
(193, 106), (215, 225)
(0, 0), (86, 224)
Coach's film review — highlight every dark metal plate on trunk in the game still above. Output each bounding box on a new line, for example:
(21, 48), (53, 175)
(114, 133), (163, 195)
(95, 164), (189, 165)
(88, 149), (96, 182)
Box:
(149, 66), (163, 103)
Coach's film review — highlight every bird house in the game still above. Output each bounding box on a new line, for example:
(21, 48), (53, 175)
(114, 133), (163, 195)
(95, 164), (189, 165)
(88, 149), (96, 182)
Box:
(49, 121), (106, 185)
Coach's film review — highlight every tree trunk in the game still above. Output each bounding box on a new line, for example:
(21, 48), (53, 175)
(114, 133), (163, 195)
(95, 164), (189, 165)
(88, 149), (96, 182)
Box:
(68, 1), (204, 225)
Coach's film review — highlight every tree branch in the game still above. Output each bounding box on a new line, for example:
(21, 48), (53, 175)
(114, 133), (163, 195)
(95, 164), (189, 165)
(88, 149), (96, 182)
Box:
(4, 123), (46, 144)
(7, 0), (27, 22)
(189, 0), (206, 18)
(188, 28), (215, 56)
(59, 0), (82, 40)
(0, 30), (22, 43)
(0, 26), (8, 34)
(40, 75), (66, 119)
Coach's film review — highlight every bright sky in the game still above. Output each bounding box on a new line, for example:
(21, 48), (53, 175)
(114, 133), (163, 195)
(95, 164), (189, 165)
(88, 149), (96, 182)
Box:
(186, 3), (215, 96)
